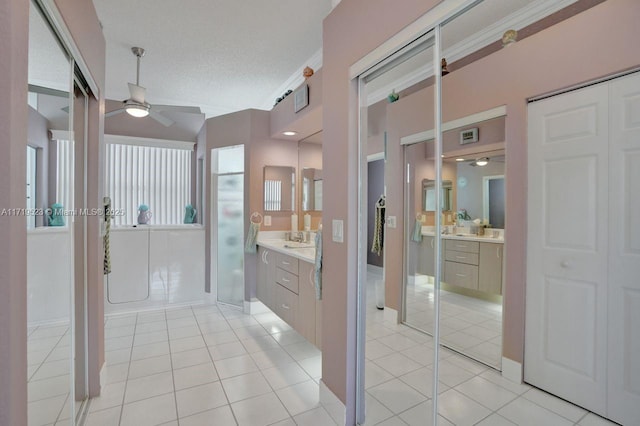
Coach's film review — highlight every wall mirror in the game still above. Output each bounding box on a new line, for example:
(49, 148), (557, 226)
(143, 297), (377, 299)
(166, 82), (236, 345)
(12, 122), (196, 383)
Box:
(263, 165), (295, 211)
(454, 152), (505, 228)
(422, 179), (453, 212)
(298, 131), (323, 218)
(301, 167), (323, 211)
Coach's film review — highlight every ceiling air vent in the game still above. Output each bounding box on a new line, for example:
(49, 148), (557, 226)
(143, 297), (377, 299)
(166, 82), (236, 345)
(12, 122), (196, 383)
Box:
(460, 128), (478, 145)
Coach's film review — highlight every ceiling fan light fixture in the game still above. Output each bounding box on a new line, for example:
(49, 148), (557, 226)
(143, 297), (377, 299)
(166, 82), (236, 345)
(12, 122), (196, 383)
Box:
(124, 100), (150, 118)
(475, 157), (490, 166)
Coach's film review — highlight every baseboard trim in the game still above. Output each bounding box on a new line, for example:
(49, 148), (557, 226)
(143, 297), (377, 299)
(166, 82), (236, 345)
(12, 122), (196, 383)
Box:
(243, 299), (269, 315)
(320, 379), (346, 426)
(502, 357), (523, 384)
(383, 306), (399, 324)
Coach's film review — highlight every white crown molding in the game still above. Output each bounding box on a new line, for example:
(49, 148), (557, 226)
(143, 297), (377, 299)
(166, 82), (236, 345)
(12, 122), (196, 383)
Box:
(365, 0), (578, 106)
(259, 48), (323, 111)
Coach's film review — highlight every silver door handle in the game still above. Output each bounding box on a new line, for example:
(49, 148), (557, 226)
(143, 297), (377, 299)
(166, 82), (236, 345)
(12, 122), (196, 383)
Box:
(497, 247), (500, 259)
(561, 261), (571, 268)
(431, 239), (434, 249)
(282, 304), (290, 310)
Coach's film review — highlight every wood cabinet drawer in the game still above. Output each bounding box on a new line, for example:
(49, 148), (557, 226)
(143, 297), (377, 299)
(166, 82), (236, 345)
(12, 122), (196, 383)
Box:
(275, 283), (298, 327)
(275, 252), (299, 275)
(444, 261), (478, 290)
(445, 250), (479, 265)
(276, 267), (299, 294)
(445, 239), (479, 253)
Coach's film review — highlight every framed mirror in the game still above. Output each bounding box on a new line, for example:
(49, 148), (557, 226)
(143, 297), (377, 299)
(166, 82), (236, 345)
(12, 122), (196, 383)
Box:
(263, 165), (295, 211)
(422, 178), (453, 212)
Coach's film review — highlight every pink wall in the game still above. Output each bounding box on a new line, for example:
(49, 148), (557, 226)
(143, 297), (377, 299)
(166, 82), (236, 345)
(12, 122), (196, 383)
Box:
(0, 0), (29, 424)
(270, 69), (324, 140)
(323, 0), (640, 419)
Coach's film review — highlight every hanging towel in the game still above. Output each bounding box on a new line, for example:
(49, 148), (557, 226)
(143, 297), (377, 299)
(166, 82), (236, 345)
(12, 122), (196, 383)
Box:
(411, 218), (423, 243)
(371, 195), (385, 255)
(314, 227), (323, 300)
(103, 197), (112, 275)
(244, 222), (260, 253)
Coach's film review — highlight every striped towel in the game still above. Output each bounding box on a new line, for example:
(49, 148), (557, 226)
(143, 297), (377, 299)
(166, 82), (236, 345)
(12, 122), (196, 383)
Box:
(103, 198), (112, 275)
(371, 197), (385, 255)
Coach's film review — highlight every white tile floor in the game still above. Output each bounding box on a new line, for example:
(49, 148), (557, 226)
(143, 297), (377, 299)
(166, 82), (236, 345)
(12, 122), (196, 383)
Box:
(27, 323), (81, 426)
(86, 304), (330, 426)
(24, 266), (614, 426)
(403, 273), (503, 369)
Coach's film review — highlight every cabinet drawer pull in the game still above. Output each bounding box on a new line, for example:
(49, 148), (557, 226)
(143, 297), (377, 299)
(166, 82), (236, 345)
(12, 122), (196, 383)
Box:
(431, 239), (434, 249)
(456, 256), (467, 259)
(281, 304), (290, 310)
(455, 273), (466, 277)
(281, 261), (290, 265)
(282, 277), (290, 282)
(497, 247), (500, 259)
(456, 244), (467, 248)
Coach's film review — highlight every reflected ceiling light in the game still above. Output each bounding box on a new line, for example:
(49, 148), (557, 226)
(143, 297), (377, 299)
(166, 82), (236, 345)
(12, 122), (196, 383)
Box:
(455, 158), (465, 162)
(124, 99), (150, 118)
(502, 29), (518, 47)
(283, 131), (297, 136)
(475, 157), (490, 166)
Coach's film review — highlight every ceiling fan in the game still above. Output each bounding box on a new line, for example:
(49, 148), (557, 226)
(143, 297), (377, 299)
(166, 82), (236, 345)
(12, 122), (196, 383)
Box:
(105, 47), (201, 126)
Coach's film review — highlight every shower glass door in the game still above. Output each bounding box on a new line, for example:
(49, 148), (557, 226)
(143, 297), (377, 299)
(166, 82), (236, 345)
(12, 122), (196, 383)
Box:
(212, 145), (244, 306)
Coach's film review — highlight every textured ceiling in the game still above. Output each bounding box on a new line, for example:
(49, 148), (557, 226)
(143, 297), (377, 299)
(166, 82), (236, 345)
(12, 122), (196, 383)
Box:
(93, 0), (333, 118)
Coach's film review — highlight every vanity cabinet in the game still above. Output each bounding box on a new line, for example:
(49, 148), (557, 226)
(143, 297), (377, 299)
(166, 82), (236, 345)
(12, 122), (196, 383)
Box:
(478, 242), (503, 294)
(257, 247), (276, 310)
(418, 236), (435, 276)
(256, 247), (321, 349)
(443, 239), (503, 295)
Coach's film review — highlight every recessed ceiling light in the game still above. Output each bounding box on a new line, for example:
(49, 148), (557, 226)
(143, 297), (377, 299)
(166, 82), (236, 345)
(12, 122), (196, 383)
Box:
(283, 131), (297, 136)
(455, 158), (465, 162)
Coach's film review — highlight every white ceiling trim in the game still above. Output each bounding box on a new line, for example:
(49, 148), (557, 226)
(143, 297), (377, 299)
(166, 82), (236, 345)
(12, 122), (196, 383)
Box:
(105, 134), (195, 150)
(365, 0), (578, 106)
(400, 105), (506, 145)
(259, 48), (323, 111)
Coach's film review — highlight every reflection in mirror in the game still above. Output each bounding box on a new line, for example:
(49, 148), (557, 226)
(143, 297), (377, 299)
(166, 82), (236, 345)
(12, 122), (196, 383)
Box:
(422, 179), (452, 212)
(302, 167), (323, 211)
(263, 166), (295, 211)
(27, 0), (76, 423)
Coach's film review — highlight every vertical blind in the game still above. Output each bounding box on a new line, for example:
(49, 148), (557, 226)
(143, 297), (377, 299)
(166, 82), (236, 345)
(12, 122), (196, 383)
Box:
(56, 139), (74, 213)
(264, 179), (282, 211)
(106, 144), (191, 226)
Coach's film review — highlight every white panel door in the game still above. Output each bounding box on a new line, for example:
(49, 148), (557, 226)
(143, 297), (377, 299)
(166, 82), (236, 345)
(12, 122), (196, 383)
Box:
(608, 72), (640, 426)
(526, 83), (609, 416)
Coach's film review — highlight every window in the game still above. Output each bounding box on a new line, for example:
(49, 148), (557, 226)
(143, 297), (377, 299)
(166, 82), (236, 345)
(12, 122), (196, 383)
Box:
(106, 141), (192, 226)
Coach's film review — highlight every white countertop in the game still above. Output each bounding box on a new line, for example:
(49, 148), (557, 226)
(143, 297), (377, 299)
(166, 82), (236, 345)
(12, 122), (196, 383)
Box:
(257, 239), (316, 263)
(422, 226), (504, 244)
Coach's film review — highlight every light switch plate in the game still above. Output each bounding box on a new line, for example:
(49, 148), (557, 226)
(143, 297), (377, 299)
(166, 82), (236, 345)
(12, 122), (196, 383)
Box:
(264, 216), (271, 226)
(332, 219), (344, 243)
(387, 216), (397, 228)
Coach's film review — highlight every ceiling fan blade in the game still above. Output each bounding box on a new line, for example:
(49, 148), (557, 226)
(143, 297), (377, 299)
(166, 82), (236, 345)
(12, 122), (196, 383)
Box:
(105, 108), (126, 118)
(148, 109), (174, 127)
(128, 83), (146, 104)
(152, 105), (202, 114)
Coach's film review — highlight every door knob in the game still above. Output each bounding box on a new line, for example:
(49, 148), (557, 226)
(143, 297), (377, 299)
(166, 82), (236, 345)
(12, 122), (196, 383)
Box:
(561, 261), (570, 268)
